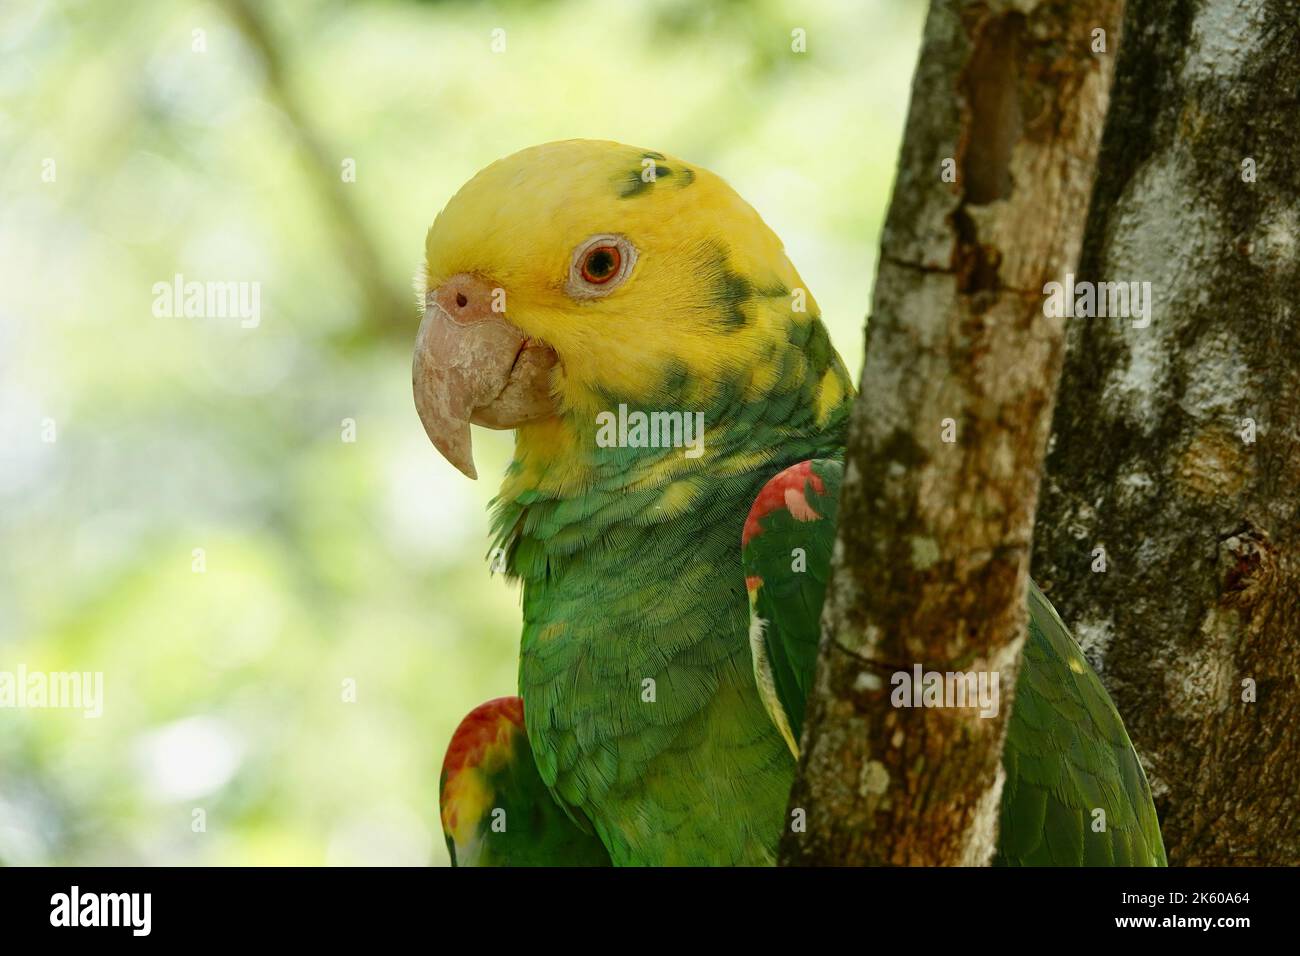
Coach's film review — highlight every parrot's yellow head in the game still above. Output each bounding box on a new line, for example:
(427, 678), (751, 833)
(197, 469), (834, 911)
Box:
(413, 139), (853, 494)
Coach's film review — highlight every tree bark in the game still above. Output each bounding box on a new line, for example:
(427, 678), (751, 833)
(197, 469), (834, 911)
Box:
(1031, 0), (1300, 865)
(781, 0), (1123, 866)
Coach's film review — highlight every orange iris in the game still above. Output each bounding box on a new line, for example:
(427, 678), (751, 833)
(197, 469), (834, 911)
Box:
(580, 245), (621, 283)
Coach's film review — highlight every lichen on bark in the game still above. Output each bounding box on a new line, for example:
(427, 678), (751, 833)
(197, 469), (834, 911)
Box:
(1032, 0), (1300, 865)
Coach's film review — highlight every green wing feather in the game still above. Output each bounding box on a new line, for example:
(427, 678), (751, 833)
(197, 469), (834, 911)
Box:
(742, 459), (843, 752)
(998, 583), (1167, 866)
(741, 461), (1167, 866)
(439, 697), (611, 866)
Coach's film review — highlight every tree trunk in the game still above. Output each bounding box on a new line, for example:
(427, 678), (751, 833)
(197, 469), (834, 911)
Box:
(1031, 0), (1300, 866)
(781, 0), (1123, 866)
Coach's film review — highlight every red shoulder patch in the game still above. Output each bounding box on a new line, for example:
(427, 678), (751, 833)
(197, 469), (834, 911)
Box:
(742, 460), (827, 549)
(441, 696), (525, 781)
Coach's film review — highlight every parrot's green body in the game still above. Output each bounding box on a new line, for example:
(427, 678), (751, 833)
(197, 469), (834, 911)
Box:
(493, 380), (840, 865)
(427, 140), (1166, 867)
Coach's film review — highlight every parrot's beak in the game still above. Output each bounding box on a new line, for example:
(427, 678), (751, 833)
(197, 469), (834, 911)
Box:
(412, 273), (558, 479)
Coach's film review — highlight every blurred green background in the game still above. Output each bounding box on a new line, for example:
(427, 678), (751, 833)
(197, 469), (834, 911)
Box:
(0, 0), (923, 865)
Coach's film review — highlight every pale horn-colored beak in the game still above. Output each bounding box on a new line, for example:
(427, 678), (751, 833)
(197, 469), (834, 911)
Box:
(412, 274), (557, 479)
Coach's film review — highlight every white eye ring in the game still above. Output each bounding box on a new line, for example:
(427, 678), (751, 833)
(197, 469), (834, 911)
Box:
(566, 234), (637, 299)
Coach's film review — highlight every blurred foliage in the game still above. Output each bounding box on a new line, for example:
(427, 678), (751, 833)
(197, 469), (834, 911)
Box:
(0, 0), (923, 864)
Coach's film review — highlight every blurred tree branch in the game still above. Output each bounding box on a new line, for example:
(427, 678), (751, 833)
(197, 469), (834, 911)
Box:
(218, 0), (412, 344)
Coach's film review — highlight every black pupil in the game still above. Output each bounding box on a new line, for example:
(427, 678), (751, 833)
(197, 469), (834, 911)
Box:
(586, 248), (616, 278)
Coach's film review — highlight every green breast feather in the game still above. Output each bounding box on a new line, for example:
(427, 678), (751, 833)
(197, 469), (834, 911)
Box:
(740, 459), (1167, 867)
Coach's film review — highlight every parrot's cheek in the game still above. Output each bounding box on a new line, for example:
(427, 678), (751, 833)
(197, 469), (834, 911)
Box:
(412, 277), (557, 480)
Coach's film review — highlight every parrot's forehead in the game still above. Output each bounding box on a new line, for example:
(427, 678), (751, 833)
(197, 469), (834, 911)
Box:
(424, 139), (733, 281)
(474, 139), (699, 206)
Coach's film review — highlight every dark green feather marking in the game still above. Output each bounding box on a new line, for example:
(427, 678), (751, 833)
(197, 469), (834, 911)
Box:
(800, 319), (833, 369)
(697, 239), (756, 329)
(618, 153), (672, 198)
(617, 153), (695, 198)
(618, 166), (669, 198)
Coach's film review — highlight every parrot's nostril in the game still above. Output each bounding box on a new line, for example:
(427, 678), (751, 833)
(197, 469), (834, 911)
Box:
(456, 293), (468, 308)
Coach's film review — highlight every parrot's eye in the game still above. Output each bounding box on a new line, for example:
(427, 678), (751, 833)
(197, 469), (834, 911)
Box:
(581, 246), (620, 283)
(567, 234), (636, 299)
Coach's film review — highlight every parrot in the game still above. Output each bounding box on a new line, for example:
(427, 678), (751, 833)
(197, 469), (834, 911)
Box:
(417, 139), (1166, 867)
(440, 696), (610, 866)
